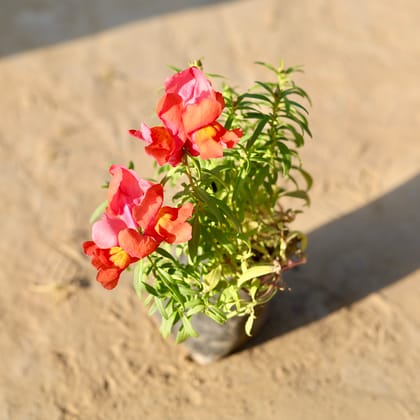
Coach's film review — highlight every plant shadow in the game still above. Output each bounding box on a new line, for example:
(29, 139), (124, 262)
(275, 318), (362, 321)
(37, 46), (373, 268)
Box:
(1, 0), (231, 58)
(244, 173), (420, 349)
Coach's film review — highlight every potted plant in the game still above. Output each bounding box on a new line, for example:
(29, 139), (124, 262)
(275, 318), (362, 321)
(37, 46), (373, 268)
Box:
(83, 60), (312, 364)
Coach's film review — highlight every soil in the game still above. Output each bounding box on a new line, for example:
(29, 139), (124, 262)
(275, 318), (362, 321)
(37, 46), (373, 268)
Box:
(1, 1), (420, 419)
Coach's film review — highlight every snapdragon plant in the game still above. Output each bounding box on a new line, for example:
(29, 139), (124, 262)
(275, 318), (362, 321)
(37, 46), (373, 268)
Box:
(84, 61), (312, 343)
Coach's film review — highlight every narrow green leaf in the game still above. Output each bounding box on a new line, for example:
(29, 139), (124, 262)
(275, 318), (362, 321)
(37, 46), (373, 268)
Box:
(154, 297), (168, 319)
(240, 93), (273, 104)
(237, 265), (276, 287)
(255, 80), (275, 94)
(157, 269), (186, 304)
(205, 307), (227, 324)
(286, 99), (309, 114)
(255, 61), (278, 73)
(188, 217), (200, 262)
(293, 166), (313, 190)
(155, 247), (176, 262)
(133, 260), (145, 299)
(176, 316), (198, 343)
(89, 200), (108, 224)
(245, 313), (255, 336)
(186, 304), (205, 316)
(204, 265), (222, 292)
(282, 190), (311, 205)
(142, 282), (159, 297)
(246, 115), (270, 149)
(276, 142), (292, 174)
(244, 111), (268, 119)
(160, 311), (178, 338)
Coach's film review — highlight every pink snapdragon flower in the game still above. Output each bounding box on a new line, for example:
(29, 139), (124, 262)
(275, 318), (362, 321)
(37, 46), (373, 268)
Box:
(130, 66), (242, 165)
(83, 165), (194, 289)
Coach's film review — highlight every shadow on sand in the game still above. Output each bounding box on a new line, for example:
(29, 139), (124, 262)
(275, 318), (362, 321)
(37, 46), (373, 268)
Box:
(246, 173), (420, 348)
(1, 0), (231, 57)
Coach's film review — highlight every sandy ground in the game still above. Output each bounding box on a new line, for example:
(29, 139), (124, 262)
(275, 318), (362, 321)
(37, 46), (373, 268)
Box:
(1, 0), (420, 419)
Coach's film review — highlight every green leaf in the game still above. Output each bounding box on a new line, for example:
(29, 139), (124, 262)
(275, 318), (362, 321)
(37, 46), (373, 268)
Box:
(205, 307), (227, 324)
(198, 191), (225, 224)
(238, 265), (276, 288)
(286, 99), (309, 114)
(188, 217), (200, 262)
(284, 123), (305, 147)
(133, 260), (145, 299)
(276, 142), (292, 174)
(155, 247), (176, 262)
(89, 200), (108, 224)
(255, 80), (275, 94)
(154, 297), (168, 319)
(282, 190), (311, 205)
(244, 112), (268, 120)
(160, 311), (178, 338)
(245, 313), (255, 336)
(220, 285), (240, 306)
(246, 115), (270, 149)
(157, 268), (186, 304)
(212, 197), (241, 230)
(255, 61), (278, 73)
(186, 304), (205, 316)
(142, 282), (159, 297)
(240, 92), (273, 104)
(167, 64), (181, 72)
(299, 232), (308, 252)
(203, 265), (222, 292)
(293, 166), (313, 190)
(176, 316), (198, 343)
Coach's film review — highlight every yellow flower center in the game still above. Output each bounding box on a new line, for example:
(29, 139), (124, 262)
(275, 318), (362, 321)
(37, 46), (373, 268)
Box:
(194, 124), (219, 142)
(109, 247), (130, 269)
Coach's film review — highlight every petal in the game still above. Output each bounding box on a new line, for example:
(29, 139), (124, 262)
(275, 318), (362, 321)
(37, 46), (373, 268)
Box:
(118, 228), (160, 259)
(215, 91), (225, 108)
(128, 129), (143, 140)
(97, 267), (122, 290)
(220, 127), (243, 149)
(155, 203), (194, 244)
(107, 165), (151, 217)
(165, 67), (214, 105)
(178, 202), (194, 220)
(157, 93), (185, 140)
(132, 183), (164, 231)
(82, 241), (97, 256)
(144, 126), (184, 167)
(192, 125), (224, 159)
(92, 216), (127, 249)
(109, 246), (132, 269)
(182, 98), (222, 134)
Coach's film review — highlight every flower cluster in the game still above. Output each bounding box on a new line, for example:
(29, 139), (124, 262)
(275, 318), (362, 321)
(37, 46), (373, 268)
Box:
(129, 66), (242, 165)
(84, 66), (242, 289)
(83, 61), (312, 342)
(83, 165), (193, 289)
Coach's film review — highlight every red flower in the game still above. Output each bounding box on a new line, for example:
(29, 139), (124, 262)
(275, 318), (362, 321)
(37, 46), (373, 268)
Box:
(130, 66), (243, 165)
(82, 241), (137, 290)
(129, 124), (184, 167)
(131, 184), (194, 246)
(106, 164), (151, 226)
(189, 122), (242, 160)
(83, 166), (194, 289)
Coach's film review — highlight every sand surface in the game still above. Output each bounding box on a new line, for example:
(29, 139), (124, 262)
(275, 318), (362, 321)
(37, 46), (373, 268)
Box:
(1, 1), (420, 419)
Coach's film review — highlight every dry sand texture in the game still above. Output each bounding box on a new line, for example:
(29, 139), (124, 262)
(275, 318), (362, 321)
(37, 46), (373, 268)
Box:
(1, 0), (420, 419)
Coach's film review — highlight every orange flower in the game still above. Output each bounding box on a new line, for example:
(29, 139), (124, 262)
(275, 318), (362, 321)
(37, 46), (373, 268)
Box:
(83, 168), (194, 289)
(130, 66), (242, 164)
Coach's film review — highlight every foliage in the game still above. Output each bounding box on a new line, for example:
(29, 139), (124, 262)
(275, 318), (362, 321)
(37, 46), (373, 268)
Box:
(137, 62), (311, 341)
(85, 61), (312, 342)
